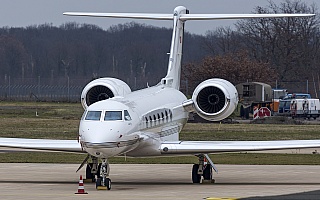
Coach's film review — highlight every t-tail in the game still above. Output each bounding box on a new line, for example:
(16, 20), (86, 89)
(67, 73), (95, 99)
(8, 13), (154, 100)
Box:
(64, 6), (314, 90)
(160, 6), (187, 90)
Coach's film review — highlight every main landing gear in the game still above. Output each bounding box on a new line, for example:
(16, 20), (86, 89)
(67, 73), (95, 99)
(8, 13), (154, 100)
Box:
(85, 157), (111, 190)
(192, 154), (217, 184)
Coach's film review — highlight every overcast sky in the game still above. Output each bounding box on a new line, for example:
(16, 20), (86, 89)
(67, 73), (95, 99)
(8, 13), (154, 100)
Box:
(0, 0), (318, 35)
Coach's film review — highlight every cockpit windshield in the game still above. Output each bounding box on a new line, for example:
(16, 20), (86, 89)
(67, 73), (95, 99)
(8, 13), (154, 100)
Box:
(84, 110), (131, 121)
(104, 111), (122, 121)
(85, 111), (102, 121)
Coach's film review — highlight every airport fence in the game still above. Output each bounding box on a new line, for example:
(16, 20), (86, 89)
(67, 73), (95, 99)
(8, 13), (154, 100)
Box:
(0, 77), (151, 102)
(0, 78), (319, 102)
(0, 85), (84, 102)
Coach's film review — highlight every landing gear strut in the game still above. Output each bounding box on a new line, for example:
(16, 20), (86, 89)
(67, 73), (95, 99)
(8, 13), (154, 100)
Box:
(95, 159), (111, 190)
(192, 154), (216, 184)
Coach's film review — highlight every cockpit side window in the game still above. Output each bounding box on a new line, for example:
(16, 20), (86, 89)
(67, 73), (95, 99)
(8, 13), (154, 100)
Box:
(104, 111), (122, 121)
(124, 110), (132, 121)
(81, 111), (87, 120)
(85, 111), (102, 121)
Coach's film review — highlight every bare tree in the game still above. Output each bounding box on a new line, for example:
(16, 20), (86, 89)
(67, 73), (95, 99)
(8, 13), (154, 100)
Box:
(203, 26), (242, 55)
(236, 0), (320, 82)
(182, 50), (278, 91)
(0, 35), (28, 81)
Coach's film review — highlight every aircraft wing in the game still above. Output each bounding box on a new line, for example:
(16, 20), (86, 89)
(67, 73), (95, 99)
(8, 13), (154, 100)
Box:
(0, 138), (83, 153)
(160, 140), (320, 154)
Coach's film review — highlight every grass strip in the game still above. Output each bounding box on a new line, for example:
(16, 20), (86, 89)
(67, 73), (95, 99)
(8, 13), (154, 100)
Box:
(0, 152), (320, 165)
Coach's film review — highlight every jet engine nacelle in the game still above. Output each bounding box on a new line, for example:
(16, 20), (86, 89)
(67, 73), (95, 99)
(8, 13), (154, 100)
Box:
(192, 78), (238, 121)
(81, 78), (131, 109)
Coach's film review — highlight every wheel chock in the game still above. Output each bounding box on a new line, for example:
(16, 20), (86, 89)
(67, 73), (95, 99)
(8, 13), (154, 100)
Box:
(83, 178), (94, 183)
(96, 186), (107, 190)
(202, 179), (215, 184)
(202, 180), (211, 184)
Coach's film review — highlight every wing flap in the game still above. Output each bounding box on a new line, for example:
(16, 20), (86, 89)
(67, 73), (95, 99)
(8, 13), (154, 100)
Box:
(0, 138), (83, 153)
(161, 140), (320, 154)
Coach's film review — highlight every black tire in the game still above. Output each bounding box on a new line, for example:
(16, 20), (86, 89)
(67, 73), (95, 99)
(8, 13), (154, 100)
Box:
(96, 178), (102, 188)
(203, 164), (212, 180)
(86, 163), (94, 181)
(106, 178), (111, 190)
(192, 164), (201, 183)
(96, 163), (102, 179)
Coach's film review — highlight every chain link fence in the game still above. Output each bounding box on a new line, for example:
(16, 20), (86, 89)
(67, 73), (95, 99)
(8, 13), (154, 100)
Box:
(1, 78), (319, 102)
(0, 76), (152, 102)
(0, 85), (83, 102)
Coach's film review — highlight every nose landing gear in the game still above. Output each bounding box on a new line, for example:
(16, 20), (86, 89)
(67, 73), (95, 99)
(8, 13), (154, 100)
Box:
(95, 159), (111, 190)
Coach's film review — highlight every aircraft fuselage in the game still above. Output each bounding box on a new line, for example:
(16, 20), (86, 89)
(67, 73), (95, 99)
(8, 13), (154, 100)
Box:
(79, 84), (189, 158)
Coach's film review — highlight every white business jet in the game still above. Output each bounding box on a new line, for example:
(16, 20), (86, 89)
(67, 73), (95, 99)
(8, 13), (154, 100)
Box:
(0, 6), (318, 190)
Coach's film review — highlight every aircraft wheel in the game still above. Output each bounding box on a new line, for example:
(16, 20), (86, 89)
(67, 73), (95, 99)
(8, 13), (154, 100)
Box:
(203, 164), (212, 180)
(96, 178), (102, 188)
(96, 163), (102, 178)
(86, 163), (95, 182)
(192, 164), (201, 183)
(106, 178), (111, 190)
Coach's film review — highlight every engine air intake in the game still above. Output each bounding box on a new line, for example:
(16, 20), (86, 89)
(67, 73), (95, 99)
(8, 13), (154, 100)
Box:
(197, 86), (225, 114)
(86, 85), (114, 106)
(80, 77), (131, 109)
(191, 78), (238, 121)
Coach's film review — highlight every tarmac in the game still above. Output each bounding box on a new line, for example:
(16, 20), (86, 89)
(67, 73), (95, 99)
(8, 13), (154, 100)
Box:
(0, 164), (320, 200)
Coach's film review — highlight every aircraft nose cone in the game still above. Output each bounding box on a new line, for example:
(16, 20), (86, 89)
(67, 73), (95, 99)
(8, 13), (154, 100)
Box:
(79, 120), (139, 158)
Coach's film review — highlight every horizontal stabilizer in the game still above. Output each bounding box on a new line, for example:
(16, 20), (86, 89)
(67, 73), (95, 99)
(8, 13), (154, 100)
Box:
(64, 12), (315, 21)
(63, 12), (173, 20)
(179, 13), (315, 21)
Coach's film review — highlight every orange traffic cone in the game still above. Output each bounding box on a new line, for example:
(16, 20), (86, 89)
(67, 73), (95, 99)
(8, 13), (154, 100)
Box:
(75, 175), (88, 194)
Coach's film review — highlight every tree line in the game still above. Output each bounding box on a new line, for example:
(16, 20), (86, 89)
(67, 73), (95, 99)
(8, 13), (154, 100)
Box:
(0, 22), (207, 88)
(188, 0), (320, 92)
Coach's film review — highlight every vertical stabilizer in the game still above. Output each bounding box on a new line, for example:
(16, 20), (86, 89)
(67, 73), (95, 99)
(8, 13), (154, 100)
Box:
(64, 7), (314, 91)
(161, 6), (187, 90)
